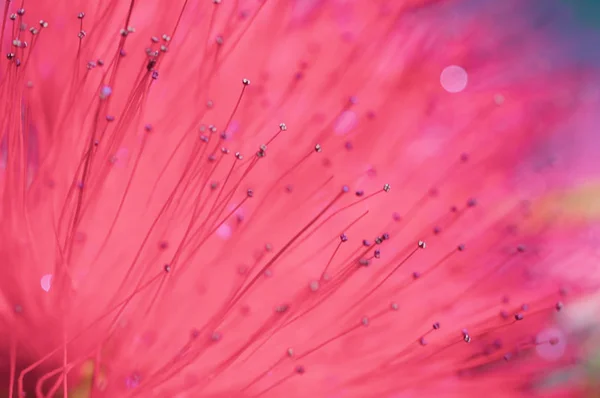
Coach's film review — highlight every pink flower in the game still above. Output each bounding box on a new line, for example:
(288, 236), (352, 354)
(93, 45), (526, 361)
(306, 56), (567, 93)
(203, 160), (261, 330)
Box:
(0, 0), (598, 397)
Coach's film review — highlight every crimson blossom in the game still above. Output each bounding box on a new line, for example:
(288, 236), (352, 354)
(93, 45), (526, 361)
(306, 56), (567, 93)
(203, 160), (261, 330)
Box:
(0, 0), (599, 397)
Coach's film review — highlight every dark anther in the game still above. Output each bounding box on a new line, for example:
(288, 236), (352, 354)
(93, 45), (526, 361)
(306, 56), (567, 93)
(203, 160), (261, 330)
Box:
(359, 258), (371, 267)
(147, 59), (156, 71)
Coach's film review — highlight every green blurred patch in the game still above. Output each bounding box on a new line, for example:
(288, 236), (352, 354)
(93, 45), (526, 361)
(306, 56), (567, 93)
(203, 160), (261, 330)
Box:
(562, 0), (600, 27)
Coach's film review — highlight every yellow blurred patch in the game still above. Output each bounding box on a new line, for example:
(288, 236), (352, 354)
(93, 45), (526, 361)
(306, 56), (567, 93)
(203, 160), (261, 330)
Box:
(534, 183), (600, 226)
(68, 360), (95, 398)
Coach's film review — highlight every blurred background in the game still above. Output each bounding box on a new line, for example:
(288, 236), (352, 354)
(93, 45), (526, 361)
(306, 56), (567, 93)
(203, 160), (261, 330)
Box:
(566, 0), (600, 27)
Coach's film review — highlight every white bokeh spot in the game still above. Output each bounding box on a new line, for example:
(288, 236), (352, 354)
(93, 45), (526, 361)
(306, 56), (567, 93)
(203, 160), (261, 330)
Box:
(216, 224), (232, 240)
(536, 327), (566, 361)
(334, 110), (358, 135)
(440, 65), (468, 93)
(40, 274), (53, 292)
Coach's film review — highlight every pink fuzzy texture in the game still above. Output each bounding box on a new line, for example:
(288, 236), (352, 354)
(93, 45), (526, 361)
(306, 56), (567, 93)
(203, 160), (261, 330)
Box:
(0, 0), (598, 397)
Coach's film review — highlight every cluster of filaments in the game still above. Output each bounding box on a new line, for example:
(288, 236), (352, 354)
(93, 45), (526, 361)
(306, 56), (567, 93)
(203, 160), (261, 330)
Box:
(0, 2), (575, 397)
